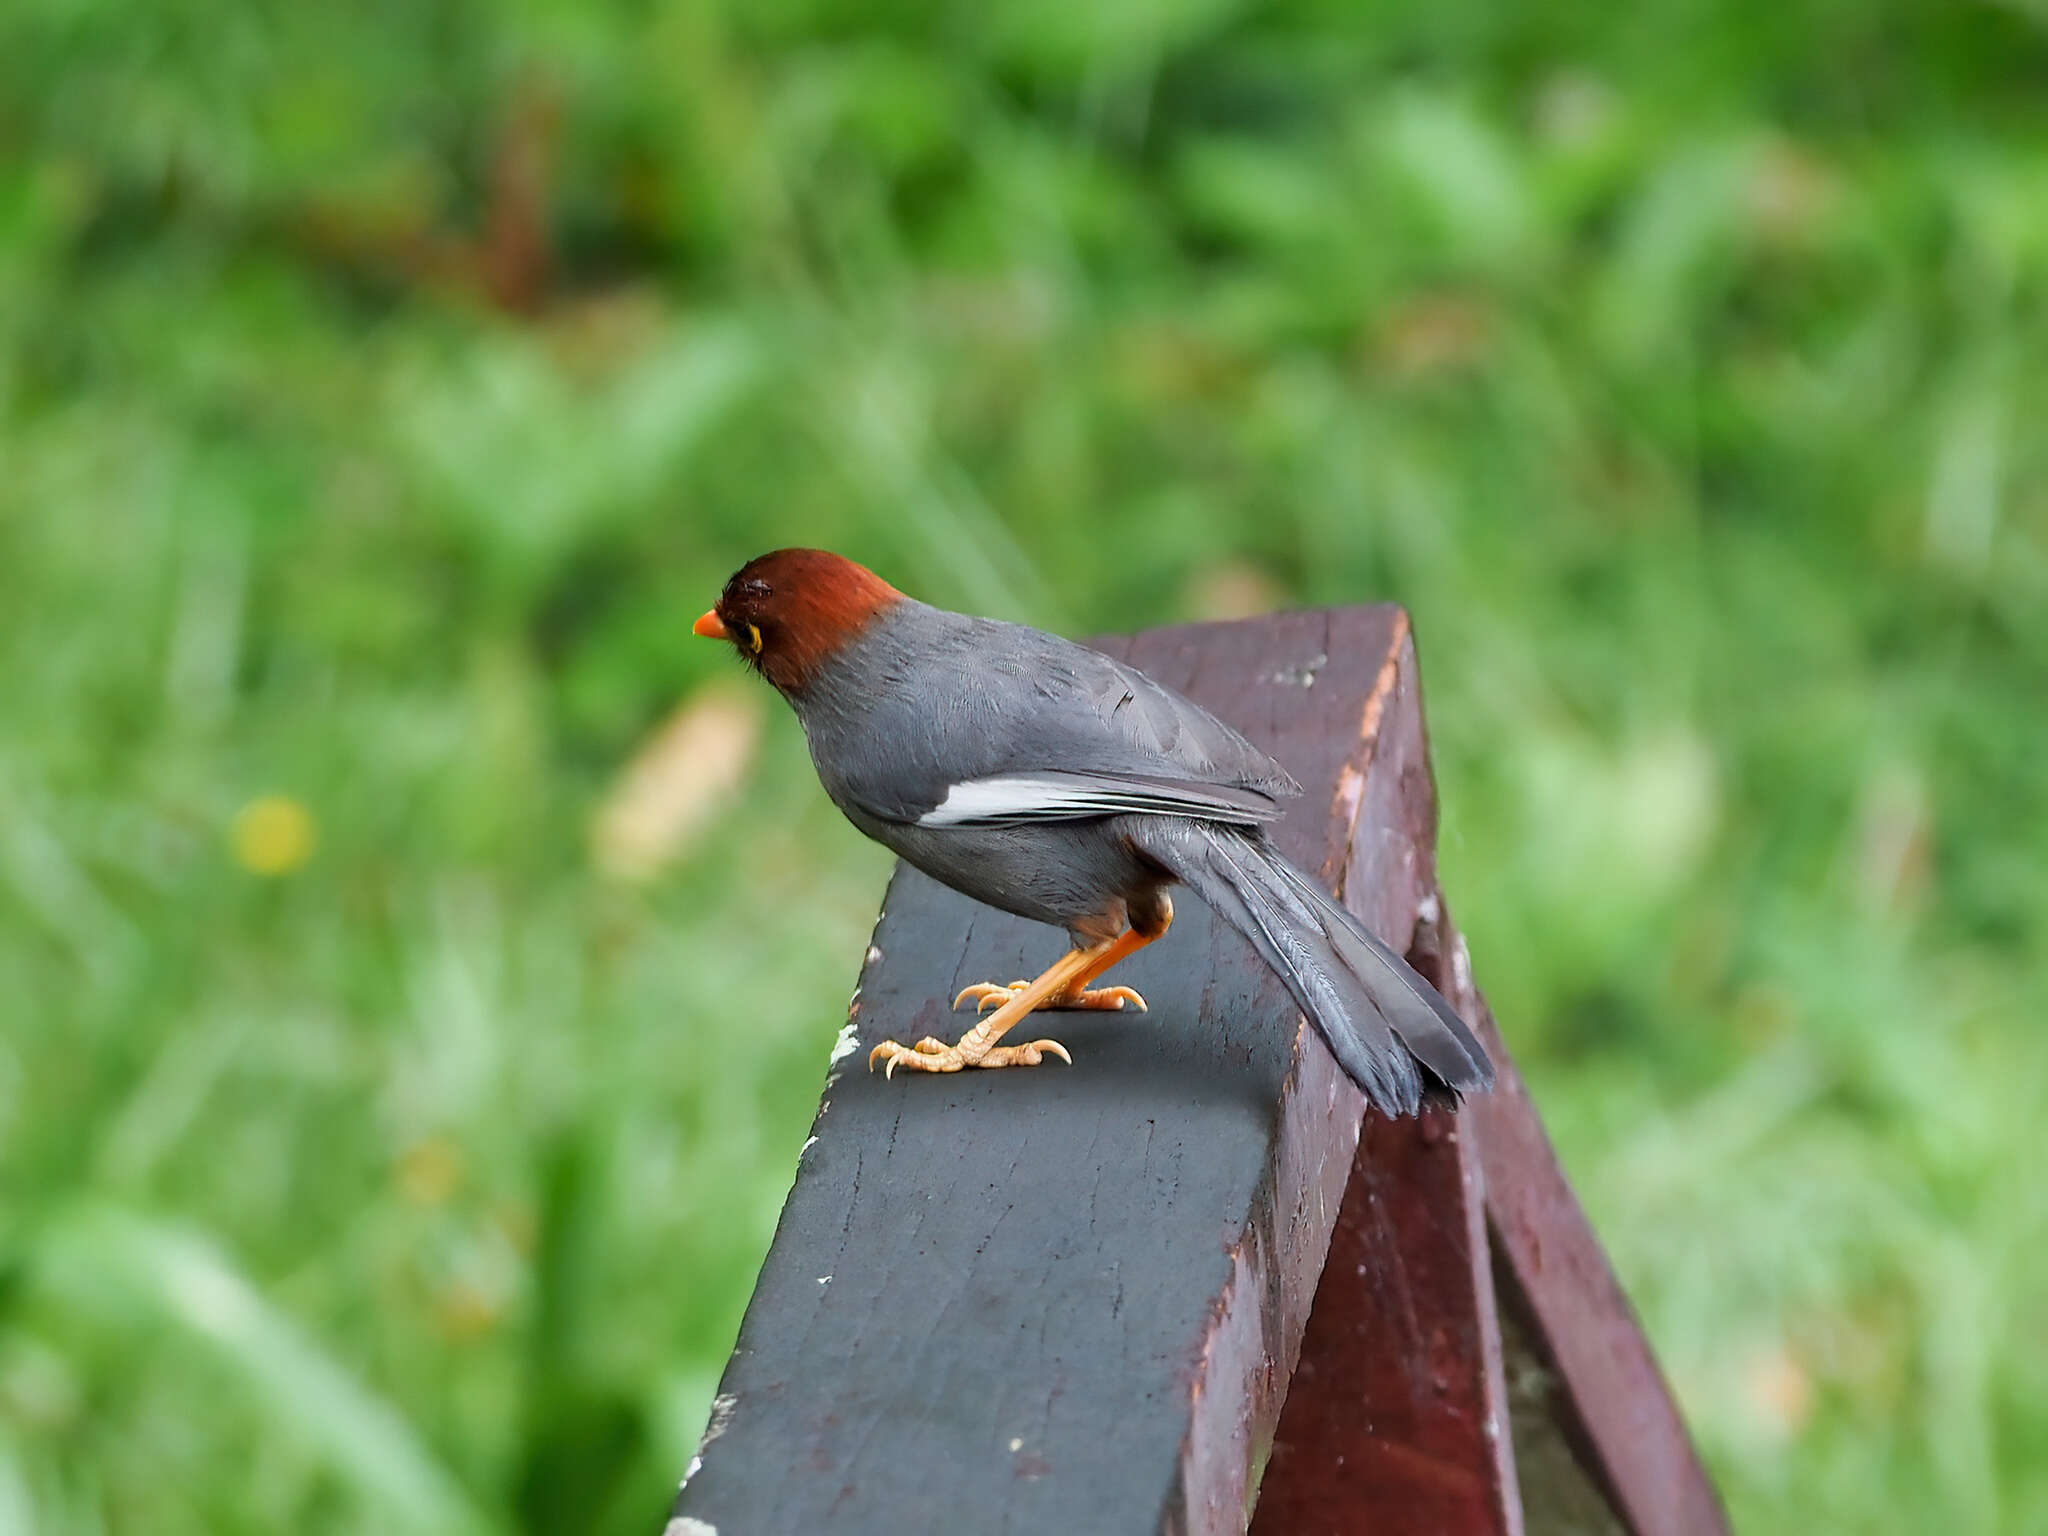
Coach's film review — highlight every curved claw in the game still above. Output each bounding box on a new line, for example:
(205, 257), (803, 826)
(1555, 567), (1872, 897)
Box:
(953, 980), (1029, 1011)
(982, 1037), (1072, 1068)
(869, 1036), (968, 1077)
(1083, 985), (1147, 1012)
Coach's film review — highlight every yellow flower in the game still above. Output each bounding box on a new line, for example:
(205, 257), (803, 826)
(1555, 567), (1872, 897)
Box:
(396, 1136), (464, 1206)
(230, 795), (317, 876)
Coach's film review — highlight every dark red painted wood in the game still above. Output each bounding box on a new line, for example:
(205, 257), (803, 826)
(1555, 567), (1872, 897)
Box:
(1256, 879), (1725, 1536)
(1250, 879), (1521, 1536)
(1251, 1102), (1520, 1536)
(1466, 996), (1729, 1536)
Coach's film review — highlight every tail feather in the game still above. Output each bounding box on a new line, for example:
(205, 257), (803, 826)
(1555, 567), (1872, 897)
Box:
(1128, 821), (1494, 1116)
(1263, 855), (1495, 1094)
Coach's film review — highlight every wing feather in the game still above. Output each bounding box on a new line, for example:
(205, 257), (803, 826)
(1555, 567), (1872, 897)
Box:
(797, 605), (1306, 828)
(916, 770), (1285, 828)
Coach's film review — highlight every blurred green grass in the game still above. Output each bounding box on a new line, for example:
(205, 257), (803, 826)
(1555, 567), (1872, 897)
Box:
(3, 1), (2046, 1531)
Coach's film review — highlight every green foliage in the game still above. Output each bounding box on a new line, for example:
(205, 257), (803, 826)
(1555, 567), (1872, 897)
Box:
(4, 1), (2046, 1530)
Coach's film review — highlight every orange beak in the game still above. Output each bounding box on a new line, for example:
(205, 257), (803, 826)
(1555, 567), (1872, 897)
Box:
(692, 609), (729, 640)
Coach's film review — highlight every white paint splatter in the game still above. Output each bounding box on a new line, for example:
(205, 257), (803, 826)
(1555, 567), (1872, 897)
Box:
(828, 1022), (860, 1065)
(677, 1398), (733, 1494)
(699, 1394), (737, 1448)
(799, 1136), (818, 1156)
(665, 1519), (718, 1536)
(1008, 1437), (1024, 1453)
(1267, 652), (1328, 688)
(817, 1275), (831, 1285)
(865, 944), (883, 965)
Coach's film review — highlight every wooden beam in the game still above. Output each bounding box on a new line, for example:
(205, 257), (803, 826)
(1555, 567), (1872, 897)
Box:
(1255, 881), (1727, 1536)
(1249, 813), (1521, 1535)
(669, 607), (1727, 1536)
(672, 607), (1429, 1534)
(1250, 1103), (1520, 1536)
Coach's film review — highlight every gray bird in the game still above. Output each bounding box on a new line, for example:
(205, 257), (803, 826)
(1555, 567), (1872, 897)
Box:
(692, 548), (1493, 1115)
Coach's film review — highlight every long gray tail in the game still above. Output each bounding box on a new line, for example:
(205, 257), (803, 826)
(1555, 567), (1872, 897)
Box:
(1127, 820), (1494, 1116)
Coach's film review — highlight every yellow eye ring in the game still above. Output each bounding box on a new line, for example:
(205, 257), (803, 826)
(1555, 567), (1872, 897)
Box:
(746, 624), (763, 654)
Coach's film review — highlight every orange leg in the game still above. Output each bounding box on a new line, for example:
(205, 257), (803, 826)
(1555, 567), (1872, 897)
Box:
(954, 897), (1172, 1016)
(870, 899), (1172, 1078)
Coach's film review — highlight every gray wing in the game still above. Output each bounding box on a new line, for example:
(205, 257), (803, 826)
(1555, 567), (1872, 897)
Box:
(799, 604), (1302, 828)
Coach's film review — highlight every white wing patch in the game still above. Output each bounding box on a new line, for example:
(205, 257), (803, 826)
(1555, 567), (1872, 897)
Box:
(919, 775), (1118, 825)
(917, 773), (1276, 828)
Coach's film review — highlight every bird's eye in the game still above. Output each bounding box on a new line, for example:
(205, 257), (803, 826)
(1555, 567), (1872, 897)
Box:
(747, 624), (764, 654)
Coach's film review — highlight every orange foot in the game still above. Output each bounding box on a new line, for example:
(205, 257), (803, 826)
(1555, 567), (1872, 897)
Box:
(953, 980), (1147, 1013)
(868, 913), (1169, 1084)
(867, 1035), (1071, 1078)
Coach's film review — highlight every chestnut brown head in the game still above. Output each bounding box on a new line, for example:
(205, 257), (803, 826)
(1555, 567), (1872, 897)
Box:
(693, 548), (904, 693)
